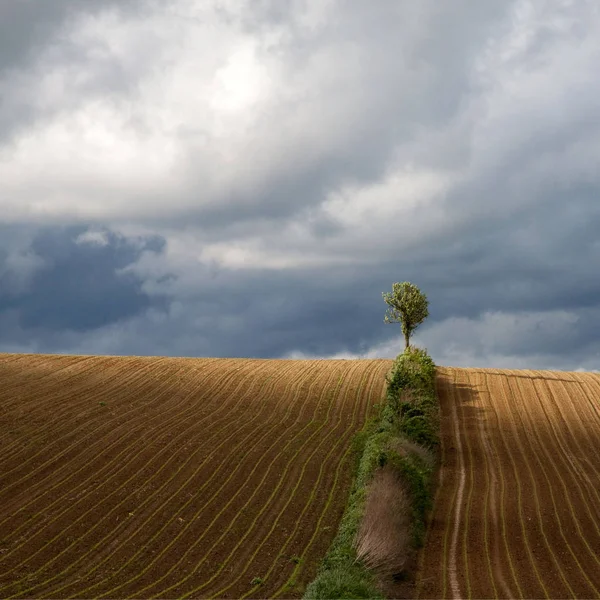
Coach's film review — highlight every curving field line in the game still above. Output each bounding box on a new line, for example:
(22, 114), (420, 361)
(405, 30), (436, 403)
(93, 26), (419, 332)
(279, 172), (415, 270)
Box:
(0, 358), (282, 597)
(0, 357), (263, 580)
(0, 355), (133, 456)
(0, 355), (175, 483)
(54, 359), (316, 600)
(98, 360), (363, 599)
(417, 367), (600, 599)
(269, 360), (391, 599)
(186, 360), (390, 600)
(0, 354), (390, 599)
(0, 357), (224, 527)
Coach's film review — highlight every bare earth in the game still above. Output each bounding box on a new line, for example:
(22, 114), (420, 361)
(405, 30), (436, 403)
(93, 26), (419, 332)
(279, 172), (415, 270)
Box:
(0, 353), (391, 599)
(417, 367), (600, 599)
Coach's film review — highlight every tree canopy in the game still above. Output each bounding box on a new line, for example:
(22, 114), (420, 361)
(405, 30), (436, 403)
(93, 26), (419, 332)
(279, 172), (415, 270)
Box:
(382, 281), (429, 349)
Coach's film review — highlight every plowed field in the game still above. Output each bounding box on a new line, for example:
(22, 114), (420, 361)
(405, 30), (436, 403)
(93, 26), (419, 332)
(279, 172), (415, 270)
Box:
(417, 367), (600, 599)
(0, 353), (392, 599)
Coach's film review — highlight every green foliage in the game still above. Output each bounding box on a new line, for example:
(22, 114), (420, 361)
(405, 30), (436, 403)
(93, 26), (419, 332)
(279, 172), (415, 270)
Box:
(382, 282), (429, 349)
(350, 417), (379, 468)
(385, 346), (435, 397)
(303, 345), (439, 599)
(250, 577), (264, 586)
(386, 449), (434, 548)
(383, 346), (439, 450)
(302, 430), (391, 599)
(400, 416), (431, 448)
(381, 346), (439, 549)
(304, 566), (385, 600)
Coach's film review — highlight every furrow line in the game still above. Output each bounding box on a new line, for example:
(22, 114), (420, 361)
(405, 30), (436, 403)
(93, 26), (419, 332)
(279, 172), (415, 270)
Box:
(0, 359), (275, 597)
(470, 370), (511, 599)
(524, 372), (600, 544)
(51, 359), (305, 599)
(214, 360), (381, 598)
(415, 367), (449, 600)
(447, 368), (466, 600)
(504, 371), (578, 597)
(543, 371), (600, 513)
(573, 373), (600, 423)
(480, 371), (524, 599)
(0, 355), (142, 434)
(0, 355), (119, 411)
(0, 357), (184, 517)
(0, 358), (232, 553)
(457, 369), (475, 600)
(0, 356), (174, 489)
(9, 358), (263, 597)
(0, 355), (131, 455)
(0, 355), (99, 413)
(495, 372), (549, 598)
(470, 371), (498, 599)
(0, 357), (185, 519)
(516, 372), (600, 581)
(121, 360), (339, 600)
(440, 370), (460, 600)
(0, 359), (226, 521)
(178, 360), (368, 599)
(0, 355), (202, 463)
(48, 363), (314, 593)
(269, 360), (389, 599)
(138, 361), (352, 600)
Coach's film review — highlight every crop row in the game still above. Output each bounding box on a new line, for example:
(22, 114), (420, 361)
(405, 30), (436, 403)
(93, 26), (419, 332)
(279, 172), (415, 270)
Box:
(417, 367), (600, 599)
(0, 355), (390, 598)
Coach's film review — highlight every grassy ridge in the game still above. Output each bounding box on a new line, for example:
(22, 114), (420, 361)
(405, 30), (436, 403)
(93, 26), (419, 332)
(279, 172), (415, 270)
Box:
(303, 347), (440, 599)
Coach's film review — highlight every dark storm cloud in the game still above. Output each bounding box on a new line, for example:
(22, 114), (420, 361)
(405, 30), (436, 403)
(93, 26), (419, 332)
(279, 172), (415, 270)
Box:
(45, 249), (598, 368)
(0, 226), (168, 335)
(46, 262), (397, 360)
(0, 1), (83, 74)
(0, 0), (145, 74)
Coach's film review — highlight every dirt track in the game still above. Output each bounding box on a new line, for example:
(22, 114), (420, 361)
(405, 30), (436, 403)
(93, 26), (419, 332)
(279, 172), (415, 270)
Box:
(417, 367), (600, 599)
(0, 353), (391, 599)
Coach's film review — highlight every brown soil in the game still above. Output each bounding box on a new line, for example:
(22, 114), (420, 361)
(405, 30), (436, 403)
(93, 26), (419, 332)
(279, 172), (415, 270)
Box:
(0, 353), (391, 599)
(416, 367), (600, 599)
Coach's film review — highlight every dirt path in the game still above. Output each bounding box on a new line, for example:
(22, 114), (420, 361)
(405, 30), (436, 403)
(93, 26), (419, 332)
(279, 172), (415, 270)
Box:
(417, 367), (600, 599)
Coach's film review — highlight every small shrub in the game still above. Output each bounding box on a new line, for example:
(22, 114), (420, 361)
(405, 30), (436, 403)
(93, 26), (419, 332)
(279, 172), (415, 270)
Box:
(389, 437), (436, 471)
(401, 414), (437, 448)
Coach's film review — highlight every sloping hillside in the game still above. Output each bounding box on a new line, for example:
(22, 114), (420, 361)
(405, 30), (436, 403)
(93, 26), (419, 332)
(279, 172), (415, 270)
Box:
(417, 367), (600, 599)
(0, 354), (391, 599)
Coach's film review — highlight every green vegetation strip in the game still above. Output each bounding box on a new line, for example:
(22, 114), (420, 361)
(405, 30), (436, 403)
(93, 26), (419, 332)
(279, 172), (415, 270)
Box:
(303, 347), (440, 599)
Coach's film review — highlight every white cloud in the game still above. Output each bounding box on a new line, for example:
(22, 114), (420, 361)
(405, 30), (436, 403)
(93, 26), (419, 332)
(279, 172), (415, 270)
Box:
(75, 229), (110, 246)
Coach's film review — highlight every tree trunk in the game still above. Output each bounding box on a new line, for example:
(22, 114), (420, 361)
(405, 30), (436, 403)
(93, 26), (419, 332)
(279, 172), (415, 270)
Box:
(404, 329), (410, 350)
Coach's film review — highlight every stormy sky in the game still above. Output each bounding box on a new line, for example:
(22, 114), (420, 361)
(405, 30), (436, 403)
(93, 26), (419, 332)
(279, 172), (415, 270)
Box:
(1, 0), (599, 370)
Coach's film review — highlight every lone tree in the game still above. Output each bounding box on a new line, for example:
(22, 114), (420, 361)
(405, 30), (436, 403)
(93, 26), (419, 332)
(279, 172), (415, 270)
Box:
(382, 281), (429, 350)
